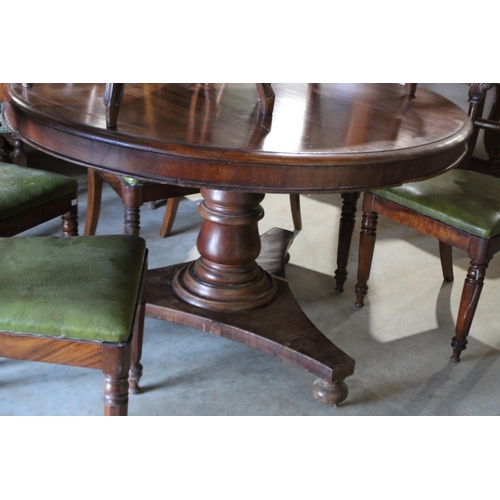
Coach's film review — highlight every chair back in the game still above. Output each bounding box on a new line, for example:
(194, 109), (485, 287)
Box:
(468, 84), (500, 161)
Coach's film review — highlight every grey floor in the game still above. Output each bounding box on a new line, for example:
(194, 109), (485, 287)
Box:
(3, 147), (500, 416)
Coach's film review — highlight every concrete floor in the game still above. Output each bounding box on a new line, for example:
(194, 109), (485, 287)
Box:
(2, 147), (500, 416)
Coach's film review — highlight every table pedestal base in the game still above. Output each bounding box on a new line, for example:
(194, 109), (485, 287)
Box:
(145, 228), (355, 406)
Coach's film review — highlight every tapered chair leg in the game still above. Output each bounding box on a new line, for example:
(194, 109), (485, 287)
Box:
(128, 302), (145, 394)
(289, 194), (302, 231)
(439, 241), (454, 282)
(334, 192), (360, 291)
(355, 205), (378, 308)
(84, 169), (103, 235)
(451, 259), (489, 362)
(160, 197), (181, 237)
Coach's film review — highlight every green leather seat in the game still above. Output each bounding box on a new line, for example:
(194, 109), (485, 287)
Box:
(0, 162), (78, 222)
(371, 169), (500, 239)
(0, 235), (147, 343)
(121, 176), (148, 186)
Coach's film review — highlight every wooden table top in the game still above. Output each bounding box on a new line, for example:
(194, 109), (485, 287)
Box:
(3, 83), (472, 193)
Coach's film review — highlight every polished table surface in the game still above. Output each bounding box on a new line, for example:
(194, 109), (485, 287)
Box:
(3, 83), (473, 406)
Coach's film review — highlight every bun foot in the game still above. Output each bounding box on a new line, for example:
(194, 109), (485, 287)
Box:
(312, 378), (349, 407)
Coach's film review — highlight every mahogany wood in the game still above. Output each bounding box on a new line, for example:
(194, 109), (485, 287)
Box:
(355, 84), (500, 363)
(146, 229), (355, 403)
(3, 83), (472, 406)
(174, 189), (278, 311)
(2, 105), (77, 236)
(483, 84), (500, 162)
(3, 84), (472, 193)
(0, 134), (27, 166)
(0, 192), (77, 236)
(334, 192), (361, 291)
(9, 135), (27, 166)
(0, 254), (147, 415)
(90, 83), (299, 237)
(104, 83), (124, 129)
(0, 155), (77, 237)
(355, 192), (500, 362)
(84, 168), (199, 237)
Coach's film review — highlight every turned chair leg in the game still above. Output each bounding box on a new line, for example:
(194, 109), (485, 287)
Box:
(124, 205), (141, 236)
(451, 259), (489, 362)
(289, 194), (302, 231)
(439, 241), (454, 282)
(355, 207), (378, 308)
(102, 342), (132, 416)
(160, 197), (181, 237)
(334, 192), (360, 292)
(62, 204), (79, 236)
(84, 169), (103, 235)
(10, 135), (27, 167)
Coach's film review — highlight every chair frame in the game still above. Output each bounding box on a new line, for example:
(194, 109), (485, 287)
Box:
(354, 83), (500, 362)
(85, 169), (303, 238)
(0, 252), (148, 416)
(84, 168), (198, 237)
(355, 191), (500, 362)
(1, 104), (76, 237)
(87, 83), (302, 238)
(1, 191), (77, 236)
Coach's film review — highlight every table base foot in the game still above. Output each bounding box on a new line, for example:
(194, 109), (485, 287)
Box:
(145, 228), (355, 404)
(312, 378), (349, 407)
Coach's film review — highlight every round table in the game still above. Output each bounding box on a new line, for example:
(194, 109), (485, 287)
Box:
(3, 83), (472, 406)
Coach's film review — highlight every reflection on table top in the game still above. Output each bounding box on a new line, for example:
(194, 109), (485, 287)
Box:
(4, 83), (472, 193)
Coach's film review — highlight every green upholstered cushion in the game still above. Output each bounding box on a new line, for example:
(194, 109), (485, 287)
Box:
(371, 169), (500, 239)
(0, 162), (78, 222)
(121, 176), (148, 186)
(0, 235), (147, 343)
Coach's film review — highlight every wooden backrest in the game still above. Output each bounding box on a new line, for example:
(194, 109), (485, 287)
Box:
(470, 84), (500, 143)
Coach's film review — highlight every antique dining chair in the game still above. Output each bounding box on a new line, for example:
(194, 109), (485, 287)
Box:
(85, 83), (302, 238)
(332, 84), (418, 293)
(1, 100), (27, 166)
(84, 168), (199, 237)
(0, 161), (78, 237)
(354, 83), (500, 362)
(0, 119), (148, 414)
(2, 88), (76, 236)
(0, 235), (148, 415)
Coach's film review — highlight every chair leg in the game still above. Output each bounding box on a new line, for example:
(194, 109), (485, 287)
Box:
(62, 203), (78, 236)
(334, 192), (360, 292)
(439, 241), (454, 282)
(0, 135), (9, 162)
(128, 301), (145, 394)
(102, 343), (132, 416)
(10, 135), (27, 167)
(451, 259), (489, 362)
(84, 169), (103, 235)
(289, 194), (302, 231)
(354, 206), (378, 307)
(124, 205), (141, 236)
(160, 197), (181, 237)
